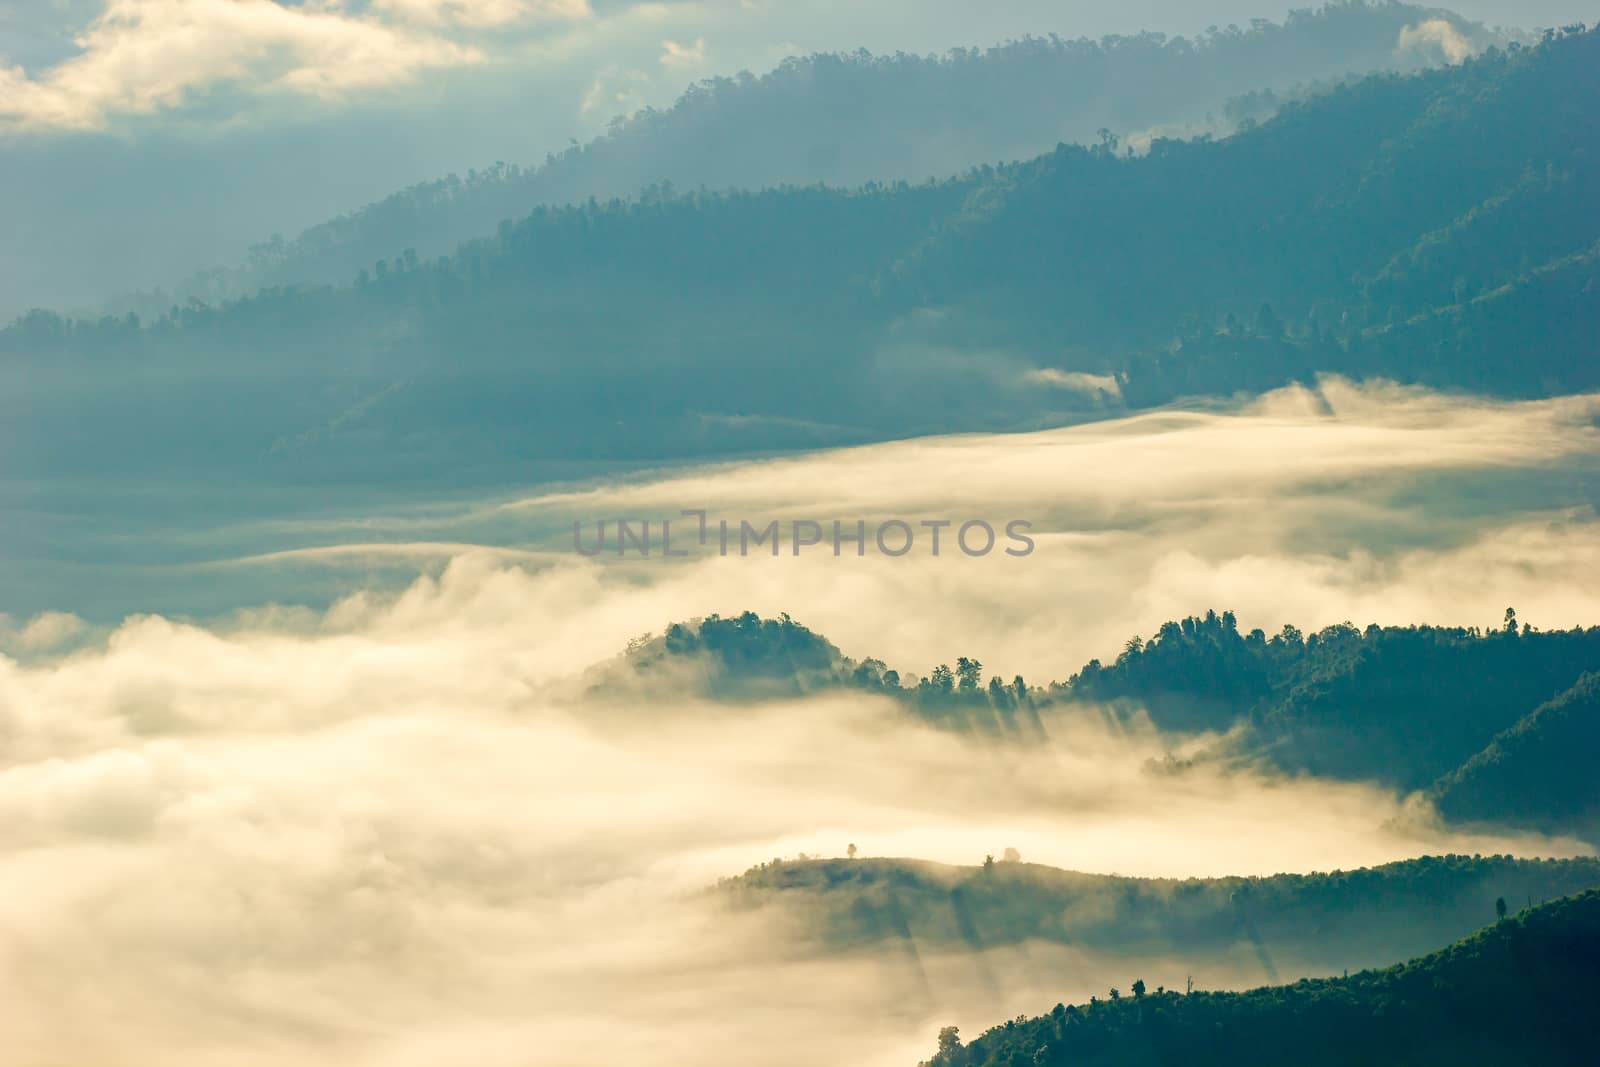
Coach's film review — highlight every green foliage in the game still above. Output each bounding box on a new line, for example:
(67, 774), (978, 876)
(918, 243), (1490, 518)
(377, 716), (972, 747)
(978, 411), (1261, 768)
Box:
(1070, 612), (1600, 790)
(623, 611), (849, 697)
(922, 889), (1600, 1067)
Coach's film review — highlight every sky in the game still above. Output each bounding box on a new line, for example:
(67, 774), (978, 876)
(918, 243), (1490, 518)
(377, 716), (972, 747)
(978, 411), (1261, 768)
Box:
(0, 0), (1593, 318)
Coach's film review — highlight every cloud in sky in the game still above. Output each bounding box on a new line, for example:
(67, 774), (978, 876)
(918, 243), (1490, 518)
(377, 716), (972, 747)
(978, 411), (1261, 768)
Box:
(371, 0), (594, 29)
(0, 0), (763, 131)
(0, 0), (507, 130)
(1398, 16), (1476, 64)
(658, 34), (705, 66)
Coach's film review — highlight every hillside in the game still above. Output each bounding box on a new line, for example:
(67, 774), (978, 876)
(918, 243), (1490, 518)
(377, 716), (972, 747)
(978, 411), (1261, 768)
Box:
(594, 612), (853, 700)
(1432, 673), (1600, 834)
(1071, 611), (1600, 791)
(5, 27), (1596, 486)
(724, 855), (1600, 982)
(921, 888), (1600, 1067)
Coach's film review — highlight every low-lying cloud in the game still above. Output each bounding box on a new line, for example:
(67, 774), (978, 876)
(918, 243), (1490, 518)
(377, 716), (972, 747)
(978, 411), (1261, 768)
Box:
(3, 380), (1599, 1065)
(0, 604), (1584, 1066)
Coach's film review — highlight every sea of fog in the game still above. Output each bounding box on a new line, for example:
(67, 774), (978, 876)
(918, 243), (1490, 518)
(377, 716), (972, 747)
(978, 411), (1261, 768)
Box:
(3, 378), (1600, 1065)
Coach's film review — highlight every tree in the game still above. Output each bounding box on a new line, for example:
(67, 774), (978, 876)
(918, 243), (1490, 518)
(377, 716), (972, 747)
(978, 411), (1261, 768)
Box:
(1497, 896), (1508, 922)
(847, 843), (858, 860)
(937, 1026), (961, 1055)
(983, 854), (996, 872)
(956, 656), (983, 692)
(1132, 979), (1147, 998)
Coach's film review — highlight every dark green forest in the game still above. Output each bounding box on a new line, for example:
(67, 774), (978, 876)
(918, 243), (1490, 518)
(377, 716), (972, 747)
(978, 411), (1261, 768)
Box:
(616, 607), (1600, 838)
(1065, 609), (1600, 796)
(920, 889), (1600, 1067)
(6, 24), (1596, 484)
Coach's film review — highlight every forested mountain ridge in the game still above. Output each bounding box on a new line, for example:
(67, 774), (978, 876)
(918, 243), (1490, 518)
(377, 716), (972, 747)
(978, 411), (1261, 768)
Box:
(110, 2), (1506, 315)
(723, 854), (1600, 981)
(613, 609), (1600, 836)
(1068, 609), (1600, 792)
(6, 26), (1597, 484)
(920, 888), (1600, 1067)
(889, 21), (1599, 375)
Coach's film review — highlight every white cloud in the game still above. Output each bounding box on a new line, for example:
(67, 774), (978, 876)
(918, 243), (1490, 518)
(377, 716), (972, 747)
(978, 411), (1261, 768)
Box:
(0, 610), (88, 653)
(1397, 18), (1477, 65)
(1022, 366), (1122, 396)
(441, 381), (1600, 678)
(372, 0), (592, 29)
(0, 0), (491, 130)
(658, 34), (703, 66)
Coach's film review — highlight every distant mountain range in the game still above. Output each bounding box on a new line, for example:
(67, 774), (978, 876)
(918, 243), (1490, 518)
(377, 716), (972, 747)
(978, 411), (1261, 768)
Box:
(101, 2), (1510, 316)
(5, 25), (1593, 486)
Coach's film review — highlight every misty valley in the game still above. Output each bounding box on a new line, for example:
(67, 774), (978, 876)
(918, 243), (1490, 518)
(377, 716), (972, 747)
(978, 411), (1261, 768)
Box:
(3, 3), (1600, 1066)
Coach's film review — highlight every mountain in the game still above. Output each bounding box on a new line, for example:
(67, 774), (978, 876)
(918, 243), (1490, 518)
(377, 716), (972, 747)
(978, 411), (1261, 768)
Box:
(1071, 612), (1600, 793)
(1432, 673), (1600, 835)
(593, 611), (853, 700)
(889, 22), (1599, 387)
(606, 610), (1600, 831)
(920, 888), (1600, 1067)
(115, 3), (1508, 314)
(725, 855), (1600, 984)
(6, 26), (1597, 487)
